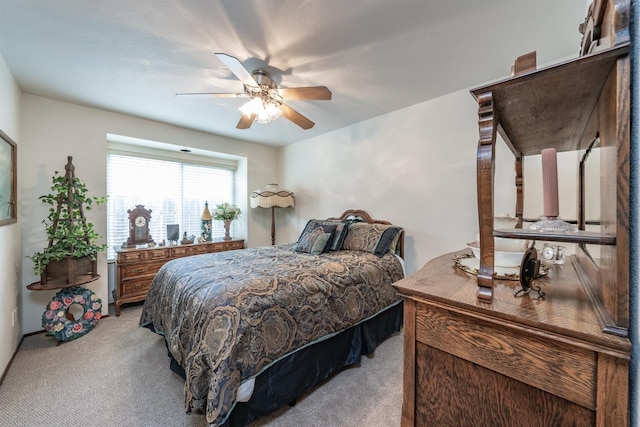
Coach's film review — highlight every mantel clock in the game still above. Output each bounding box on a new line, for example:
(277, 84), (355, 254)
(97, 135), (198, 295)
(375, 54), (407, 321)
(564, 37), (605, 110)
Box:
(123, 205), (155, 248)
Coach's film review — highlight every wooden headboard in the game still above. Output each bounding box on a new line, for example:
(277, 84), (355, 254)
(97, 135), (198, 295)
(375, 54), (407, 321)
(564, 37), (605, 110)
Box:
(328, 209), (404, 259)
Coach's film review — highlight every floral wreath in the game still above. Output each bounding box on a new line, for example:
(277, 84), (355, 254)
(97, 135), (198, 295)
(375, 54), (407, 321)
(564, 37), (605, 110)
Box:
(42, 286), (102, 342)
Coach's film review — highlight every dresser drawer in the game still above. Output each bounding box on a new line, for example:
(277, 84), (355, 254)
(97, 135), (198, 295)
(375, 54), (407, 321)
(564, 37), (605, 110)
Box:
(172, 245), (210, 257)
(119, 260), (168, 280)
(117, 247), (171, 263)
(120, 277), (153, 298)
(212, 241), (244, 251)
(414, 302), (596, 409)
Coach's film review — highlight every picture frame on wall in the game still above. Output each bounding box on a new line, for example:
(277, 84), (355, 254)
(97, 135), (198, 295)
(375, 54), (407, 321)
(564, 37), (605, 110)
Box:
(0, 129), (17, 226)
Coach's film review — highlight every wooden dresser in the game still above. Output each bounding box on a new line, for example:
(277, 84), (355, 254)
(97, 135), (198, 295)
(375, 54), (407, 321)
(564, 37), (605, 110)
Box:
(394, 252), (630, 426)
(115, 239), (244, 315)
(395, 2), (631, 425)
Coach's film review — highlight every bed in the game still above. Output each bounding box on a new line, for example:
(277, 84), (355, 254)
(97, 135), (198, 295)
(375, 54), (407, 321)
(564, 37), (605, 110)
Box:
(139, 209), (405, 426)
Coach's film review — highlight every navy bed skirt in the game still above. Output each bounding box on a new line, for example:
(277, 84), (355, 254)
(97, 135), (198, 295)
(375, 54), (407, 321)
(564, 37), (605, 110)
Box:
(163, 301), (403, 426)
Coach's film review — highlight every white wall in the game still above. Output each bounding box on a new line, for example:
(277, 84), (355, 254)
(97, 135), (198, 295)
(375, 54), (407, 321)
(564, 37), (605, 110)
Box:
(279, 87), (580, 276)
(0, 55), (21, 375)
(279, 89), (482, 274)
(19, 95), (279, 334)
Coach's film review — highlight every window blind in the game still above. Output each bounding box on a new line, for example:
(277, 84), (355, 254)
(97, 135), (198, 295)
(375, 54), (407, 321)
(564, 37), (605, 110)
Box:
(106, 152), (237, 260)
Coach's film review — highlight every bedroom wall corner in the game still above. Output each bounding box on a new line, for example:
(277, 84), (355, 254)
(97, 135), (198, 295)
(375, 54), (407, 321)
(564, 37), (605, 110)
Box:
(0, 52), (22, 377)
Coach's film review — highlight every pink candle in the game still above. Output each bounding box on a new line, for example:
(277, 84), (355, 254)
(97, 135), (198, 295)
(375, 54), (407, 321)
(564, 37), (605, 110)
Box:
(541, 148), (559, 218)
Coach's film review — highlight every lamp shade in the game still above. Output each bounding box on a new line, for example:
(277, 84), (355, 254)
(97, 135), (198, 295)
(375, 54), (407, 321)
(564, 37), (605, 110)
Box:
(250, 184), (294, 209)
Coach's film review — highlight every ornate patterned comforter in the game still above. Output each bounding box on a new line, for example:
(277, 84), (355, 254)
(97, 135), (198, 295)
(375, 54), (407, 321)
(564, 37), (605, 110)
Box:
(139, 243), (404, 426)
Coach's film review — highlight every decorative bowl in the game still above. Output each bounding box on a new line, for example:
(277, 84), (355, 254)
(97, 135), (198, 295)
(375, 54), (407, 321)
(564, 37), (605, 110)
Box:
(467, 242), (525, 267)
(493, 214), (519, 229)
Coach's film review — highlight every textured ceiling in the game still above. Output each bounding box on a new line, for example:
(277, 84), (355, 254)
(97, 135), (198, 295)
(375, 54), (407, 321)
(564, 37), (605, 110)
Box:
(0, 0), (587, 147)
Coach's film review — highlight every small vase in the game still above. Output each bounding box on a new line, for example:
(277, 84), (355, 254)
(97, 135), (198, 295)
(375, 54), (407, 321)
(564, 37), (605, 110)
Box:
(223, 220), (232, 240)
(201, 202), (213, 242)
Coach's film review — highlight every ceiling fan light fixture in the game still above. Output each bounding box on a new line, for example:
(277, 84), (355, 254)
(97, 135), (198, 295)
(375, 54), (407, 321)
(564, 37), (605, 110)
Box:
(179, 54), (328, 129)
(239, 98), (282, 124)
(259, 102), (282, 123)
(239, 97), (261, 117)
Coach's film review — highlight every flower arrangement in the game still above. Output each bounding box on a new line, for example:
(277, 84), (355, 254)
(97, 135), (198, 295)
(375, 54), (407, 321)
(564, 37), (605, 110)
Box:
(42, 286), (102, 341)
(213, 202), (241, 221)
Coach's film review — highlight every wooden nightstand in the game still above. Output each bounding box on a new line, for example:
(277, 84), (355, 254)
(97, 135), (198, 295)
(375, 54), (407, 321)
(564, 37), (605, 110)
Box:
(114, 239), (244, 315)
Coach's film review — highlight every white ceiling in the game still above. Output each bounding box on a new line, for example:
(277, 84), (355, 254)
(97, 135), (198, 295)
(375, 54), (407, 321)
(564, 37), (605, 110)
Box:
(0, 0), (587, 147)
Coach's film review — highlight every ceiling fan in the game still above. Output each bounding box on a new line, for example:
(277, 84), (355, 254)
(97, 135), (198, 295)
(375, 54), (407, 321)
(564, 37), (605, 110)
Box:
(177, 53), (332, 130)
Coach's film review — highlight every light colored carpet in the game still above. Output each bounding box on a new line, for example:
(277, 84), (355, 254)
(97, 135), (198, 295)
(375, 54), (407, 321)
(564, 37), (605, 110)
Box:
(0, 304), (403, 427)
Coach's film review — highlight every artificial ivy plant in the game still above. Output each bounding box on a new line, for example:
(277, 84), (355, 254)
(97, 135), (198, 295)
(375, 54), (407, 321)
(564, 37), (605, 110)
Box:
(29, 156), (107, 276)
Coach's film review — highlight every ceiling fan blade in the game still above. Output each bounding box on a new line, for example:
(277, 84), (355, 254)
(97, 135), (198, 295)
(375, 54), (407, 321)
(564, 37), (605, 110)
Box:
(214, 53), (258, 88)
(279, 104), (315, 129)
(175, 92), (247, 98)
(236, 113), (255, 129)
(277, 86), (332, 101)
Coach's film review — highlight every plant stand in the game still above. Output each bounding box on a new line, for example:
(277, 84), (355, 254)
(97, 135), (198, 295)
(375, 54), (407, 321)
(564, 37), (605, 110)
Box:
(31, 156), (101, 287)
(28, 156), (104, 341)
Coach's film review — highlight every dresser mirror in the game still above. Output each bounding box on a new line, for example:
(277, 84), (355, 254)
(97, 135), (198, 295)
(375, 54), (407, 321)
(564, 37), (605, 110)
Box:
(580, 136), (601, 267)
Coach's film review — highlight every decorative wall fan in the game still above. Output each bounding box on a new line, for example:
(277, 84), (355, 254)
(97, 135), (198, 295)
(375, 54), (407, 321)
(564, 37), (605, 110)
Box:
(177, 53), (332, 130)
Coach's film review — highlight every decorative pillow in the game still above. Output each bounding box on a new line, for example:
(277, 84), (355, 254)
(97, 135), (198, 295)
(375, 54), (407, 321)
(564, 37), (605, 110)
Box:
(341, 223), (403, 256)
(387, 229), (402, 255)
(294, 221), (339, 255)
(297, 219), (352, 252)
(324, 219), (354, 251)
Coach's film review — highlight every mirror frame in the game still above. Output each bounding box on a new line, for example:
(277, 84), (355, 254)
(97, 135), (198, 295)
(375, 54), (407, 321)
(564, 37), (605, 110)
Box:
(0, 128), (17, 226)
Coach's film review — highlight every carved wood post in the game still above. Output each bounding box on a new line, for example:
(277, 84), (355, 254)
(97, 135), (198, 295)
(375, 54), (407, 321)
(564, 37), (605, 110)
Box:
(476, 91), (496, 301)
(515, 156), (524, 228)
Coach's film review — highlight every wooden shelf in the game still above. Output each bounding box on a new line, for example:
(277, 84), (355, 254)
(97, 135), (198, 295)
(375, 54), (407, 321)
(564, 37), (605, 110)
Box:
(493, 228), (616, 245)
(471, 43), (629, 156)
(27, 274), (100, 291)
(471, 41), (630, 309)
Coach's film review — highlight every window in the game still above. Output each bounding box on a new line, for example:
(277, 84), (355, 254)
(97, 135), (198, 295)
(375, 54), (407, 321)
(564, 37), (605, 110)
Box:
(106, 150), (237, 260)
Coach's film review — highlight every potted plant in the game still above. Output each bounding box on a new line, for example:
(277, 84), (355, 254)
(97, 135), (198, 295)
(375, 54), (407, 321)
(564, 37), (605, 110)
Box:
(213, 202), (241, 240)
(29, 156), (107, 286)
